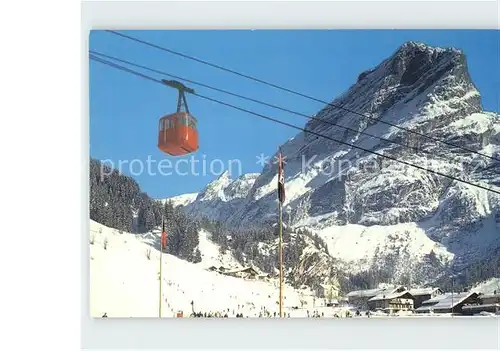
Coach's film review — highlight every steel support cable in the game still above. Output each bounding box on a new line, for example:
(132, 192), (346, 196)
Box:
(89, 54), (500, 196)
(104, 29), (500, 164)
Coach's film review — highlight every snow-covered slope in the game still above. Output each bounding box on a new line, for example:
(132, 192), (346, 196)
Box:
(159, 193), (198, 208)
(196, 228), (242, 269)
(90, 220), (322, 318)
(166, 41), (500, 286)
(316, 223), (453, 269)
(89, 219), (499, 318)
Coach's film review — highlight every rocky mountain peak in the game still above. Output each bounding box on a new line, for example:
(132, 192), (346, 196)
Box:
(383, 40), (470, 88)
(301, 40), (482, 157)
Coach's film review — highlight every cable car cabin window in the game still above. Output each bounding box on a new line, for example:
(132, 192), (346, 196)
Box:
(165, 117), (173, 129)
(188, 116), (197, 129)
(160, 118), (176, 131)
(176, 114), (188, 127)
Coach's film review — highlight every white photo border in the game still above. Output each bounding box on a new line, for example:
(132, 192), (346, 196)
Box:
(81, 1), (500, 350)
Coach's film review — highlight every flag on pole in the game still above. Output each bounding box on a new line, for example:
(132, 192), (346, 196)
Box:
(159, 216), (165, 318)
(277, 149), (285, 203)
(277, 148), (285, 318)
(161, 220), (167, 250)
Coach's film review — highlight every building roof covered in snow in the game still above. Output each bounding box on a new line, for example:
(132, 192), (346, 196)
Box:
(420, 294), (448, 306)
(409, 287), (443, 296)
(369, 289), (412, 302)
(415, 292), (479, 312)
(347, 286), (406, 299)
(347, 288), (386, 298)
(462, 303), (500, 310)
(223, 266), (258, 274)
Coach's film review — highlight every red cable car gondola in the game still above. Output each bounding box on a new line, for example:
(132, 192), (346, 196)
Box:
(158, 80), (199, 156)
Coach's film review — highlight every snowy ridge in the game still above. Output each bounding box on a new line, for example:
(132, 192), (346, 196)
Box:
(180, 172), (260, 222)
(158, 193), (198, 208)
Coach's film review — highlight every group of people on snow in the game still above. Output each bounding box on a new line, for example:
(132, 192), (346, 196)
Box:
(190, 311), (230, 318)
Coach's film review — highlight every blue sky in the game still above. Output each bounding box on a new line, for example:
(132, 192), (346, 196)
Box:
(89, 30), (499, 199)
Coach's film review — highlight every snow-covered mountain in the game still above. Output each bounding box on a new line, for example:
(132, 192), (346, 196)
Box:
(178, 172), (260, 222)
(167, 41), (500, 286)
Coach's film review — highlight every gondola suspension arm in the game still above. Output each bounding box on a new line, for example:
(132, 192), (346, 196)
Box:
(162, 79), (195, 114)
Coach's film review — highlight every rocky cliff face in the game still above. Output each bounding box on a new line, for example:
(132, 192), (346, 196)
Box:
(169, 41), (500, 287)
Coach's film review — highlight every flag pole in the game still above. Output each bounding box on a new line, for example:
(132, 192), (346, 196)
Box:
(277, 147), (285, 318)
(159, 215), (164, 318)
(279, 199), (284, 318)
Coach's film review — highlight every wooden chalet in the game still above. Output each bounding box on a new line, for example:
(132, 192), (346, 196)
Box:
(346, 287), (388, 310)
(367, 287), (415, 312)
(409, 287), (443, 309)
(478, 293), (500, 305)
(415, 292), (479, 314)
(461, 293), (500, 315)
(347, 286), (413, 311)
